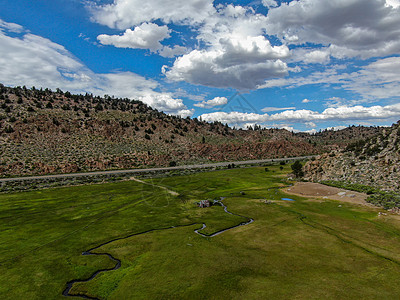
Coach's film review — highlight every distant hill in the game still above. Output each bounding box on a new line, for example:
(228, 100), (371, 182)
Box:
(304, 121), (400, 193)
(0, 84), (382, 177)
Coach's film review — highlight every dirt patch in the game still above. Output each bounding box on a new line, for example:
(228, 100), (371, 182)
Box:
(282, 182), (373, 207)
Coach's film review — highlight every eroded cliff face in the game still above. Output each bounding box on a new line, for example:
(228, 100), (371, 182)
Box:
(304, 122), (400, 193)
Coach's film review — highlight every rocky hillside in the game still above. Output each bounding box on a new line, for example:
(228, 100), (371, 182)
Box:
(296, 125), (383, 147)
(304, 121), (400, 193)
(0, 84), (380, 177)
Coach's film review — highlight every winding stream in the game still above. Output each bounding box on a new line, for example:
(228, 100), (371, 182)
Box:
(63, 198), (253, 299)
(194, 199), (254, 237)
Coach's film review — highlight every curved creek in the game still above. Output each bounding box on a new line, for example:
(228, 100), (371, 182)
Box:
(63, 198), (253, 299)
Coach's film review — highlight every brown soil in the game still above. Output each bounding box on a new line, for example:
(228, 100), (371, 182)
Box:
(282, 182), (373, 207)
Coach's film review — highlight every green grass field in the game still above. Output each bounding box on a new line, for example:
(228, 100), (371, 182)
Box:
(2, 165), (400, 299)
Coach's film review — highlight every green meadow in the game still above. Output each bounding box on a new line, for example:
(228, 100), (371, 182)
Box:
(1, 165), (400, 299)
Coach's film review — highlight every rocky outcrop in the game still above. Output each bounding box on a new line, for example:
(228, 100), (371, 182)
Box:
(304, 121), (400, 192)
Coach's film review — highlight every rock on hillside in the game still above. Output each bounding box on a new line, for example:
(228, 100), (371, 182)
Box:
(304, 121), (400, 192)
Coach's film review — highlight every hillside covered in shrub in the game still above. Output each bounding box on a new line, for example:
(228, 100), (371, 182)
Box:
(0, 84), (381, 177)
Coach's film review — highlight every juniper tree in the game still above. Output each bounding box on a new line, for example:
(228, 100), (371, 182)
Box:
(291, 161), (304, 178)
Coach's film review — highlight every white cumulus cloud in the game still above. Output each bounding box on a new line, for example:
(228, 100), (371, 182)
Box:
(158, 5), (289, 89)
(386, 0), (400, 8)
(266, 0), (400, 59)
(89, 0), (215, 29)
(139, 93), (194, 117)
(262, 0), (278, 8)
(303, 50), (330, 64)
(97, 22), (170, 51)
(199, 103), (400, 128)
(194, 97), (228, 108)
(164, 34), (289, 90)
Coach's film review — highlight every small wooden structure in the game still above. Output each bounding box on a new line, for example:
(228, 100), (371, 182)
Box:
(198, 200), (210, 208)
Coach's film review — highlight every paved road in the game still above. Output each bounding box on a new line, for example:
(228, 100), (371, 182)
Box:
(0, 156), (315, 183)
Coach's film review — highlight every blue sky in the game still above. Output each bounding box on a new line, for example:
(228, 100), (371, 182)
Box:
(1, 0), (400, 132)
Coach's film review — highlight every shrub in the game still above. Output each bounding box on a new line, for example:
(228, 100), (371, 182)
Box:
(94, 103), (103, 111)
(4, 125), (14, 133)
(291, 161), (304, 178)
(52, 118), (60, 126)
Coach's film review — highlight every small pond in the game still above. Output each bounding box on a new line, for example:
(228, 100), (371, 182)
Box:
(281, 198), (295, 201)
